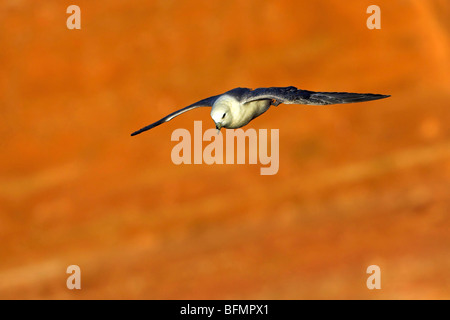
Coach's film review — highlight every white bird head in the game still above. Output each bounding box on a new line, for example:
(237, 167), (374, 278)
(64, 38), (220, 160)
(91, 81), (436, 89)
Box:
(210, 95), (236, 132)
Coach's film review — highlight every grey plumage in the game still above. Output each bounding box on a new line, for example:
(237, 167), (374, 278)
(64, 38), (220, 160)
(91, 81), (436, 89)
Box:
(241, 86), (390, 105)
(130, 95), (221, 136)
(131, 86), (390, 136)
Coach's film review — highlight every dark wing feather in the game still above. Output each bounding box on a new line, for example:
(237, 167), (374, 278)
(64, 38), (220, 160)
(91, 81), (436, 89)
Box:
(131, 95), (221, 136)
(242, 86), (390, 106)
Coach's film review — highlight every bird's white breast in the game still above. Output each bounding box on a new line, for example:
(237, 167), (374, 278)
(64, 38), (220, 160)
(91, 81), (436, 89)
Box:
(212, 94), (271, 129)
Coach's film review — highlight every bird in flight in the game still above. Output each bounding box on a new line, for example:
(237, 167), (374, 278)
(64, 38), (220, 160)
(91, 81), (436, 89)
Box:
(131, 86), (390, 136)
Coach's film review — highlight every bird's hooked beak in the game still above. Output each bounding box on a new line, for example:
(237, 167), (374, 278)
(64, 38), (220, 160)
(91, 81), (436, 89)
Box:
(215, 123), (222, 134)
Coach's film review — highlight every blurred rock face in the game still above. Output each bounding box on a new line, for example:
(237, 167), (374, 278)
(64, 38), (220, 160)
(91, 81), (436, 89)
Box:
(0, 0), (449, 299)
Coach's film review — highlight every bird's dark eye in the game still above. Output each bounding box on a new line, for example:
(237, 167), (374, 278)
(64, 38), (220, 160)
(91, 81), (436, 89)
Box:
(222, 113), (226, 119)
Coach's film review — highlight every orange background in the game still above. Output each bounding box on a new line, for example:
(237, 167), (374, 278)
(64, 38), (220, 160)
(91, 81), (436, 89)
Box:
(0, 0), (449, 299)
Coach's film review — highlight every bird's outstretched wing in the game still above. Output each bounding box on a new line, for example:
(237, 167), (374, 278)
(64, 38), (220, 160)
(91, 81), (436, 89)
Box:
(131, 95), (221, 136)
(241, 86), (390, 106)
